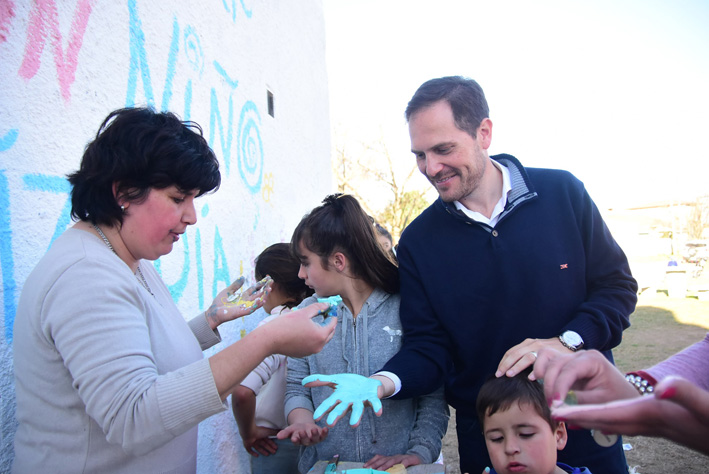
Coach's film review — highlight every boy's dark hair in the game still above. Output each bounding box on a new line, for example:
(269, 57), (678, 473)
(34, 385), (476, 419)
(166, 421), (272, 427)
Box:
(291, 193), (399, 295)
(405, 76), (489, 139)
(476, 369), (555, 431)
(68, 107), (220, 226)
(255, 243), (313, 308)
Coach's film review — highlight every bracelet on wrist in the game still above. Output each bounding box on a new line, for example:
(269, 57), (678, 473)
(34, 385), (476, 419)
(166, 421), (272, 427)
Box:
(625, 373), (655, 395)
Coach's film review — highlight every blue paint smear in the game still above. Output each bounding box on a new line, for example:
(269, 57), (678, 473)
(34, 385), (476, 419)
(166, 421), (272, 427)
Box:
(160, 17), (180, 112)
(240, 0), (253, 18)
(221, 0), (236, 22)
(22, 174), (72, 249)
(213, 60), (239, 90)
(237, 101), (264, 193)
(126, 0), (155, 107)
(161, 237), (190, 302)
(209, 89), (234, 176)
(170, 236), (190, 301)
(183, 26), (204, 76)
(0, 129), (19, 152)
(184, 80), (193, 120)
(212, 226), (231, 299)
(152, 232), (189, 303)
(221, 0), (253, 21)
(0, 170), (17, 342)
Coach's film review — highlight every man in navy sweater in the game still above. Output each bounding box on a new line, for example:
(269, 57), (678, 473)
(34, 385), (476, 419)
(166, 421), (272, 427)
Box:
(307, 76), (637, 474)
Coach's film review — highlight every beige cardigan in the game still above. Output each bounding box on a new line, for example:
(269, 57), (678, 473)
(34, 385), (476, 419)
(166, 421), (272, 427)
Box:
(13, 228), (226, 473)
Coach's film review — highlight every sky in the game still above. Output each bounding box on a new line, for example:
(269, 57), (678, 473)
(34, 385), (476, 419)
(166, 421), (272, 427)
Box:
(322, 0), (709, 211)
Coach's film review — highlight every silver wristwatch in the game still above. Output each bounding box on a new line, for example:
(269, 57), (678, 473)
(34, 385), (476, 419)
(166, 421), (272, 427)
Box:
(559, 330), (584, 351)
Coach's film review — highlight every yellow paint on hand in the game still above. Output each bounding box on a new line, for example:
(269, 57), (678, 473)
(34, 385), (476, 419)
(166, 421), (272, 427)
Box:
(386, 465), (407, 474)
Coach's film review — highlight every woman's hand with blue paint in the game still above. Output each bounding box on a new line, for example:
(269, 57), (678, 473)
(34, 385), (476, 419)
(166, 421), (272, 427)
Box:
(303, 373), (383, 427)
(257, 302), (337, 357)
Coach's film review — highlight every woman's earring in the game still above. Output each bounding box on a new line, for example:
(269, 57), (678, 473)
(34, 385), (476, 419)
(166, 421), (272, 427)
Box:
(120, 205), (125, 212)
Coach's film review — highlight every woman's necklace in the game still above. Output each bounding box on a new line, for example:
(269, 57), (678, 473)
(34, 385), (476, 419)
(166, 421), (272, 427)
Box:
(93, 223), (155, 297)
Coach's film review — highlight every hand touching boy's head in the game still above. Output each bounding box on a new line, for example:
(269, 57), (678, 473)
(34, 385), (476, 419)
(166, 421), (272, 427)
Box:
(476, 370), (568, 474)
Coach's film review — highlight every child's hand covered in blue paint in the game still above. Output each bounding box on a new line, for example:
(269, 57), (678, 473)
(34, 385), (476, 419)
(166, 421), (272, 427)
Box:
(316, 295), (342, 318)
(303, 373), (382, 427)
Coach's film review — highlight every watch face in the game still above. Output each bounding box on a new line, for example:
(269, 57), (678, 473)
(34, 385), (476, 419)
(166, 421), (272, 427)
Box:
(563, 331), (583, 347)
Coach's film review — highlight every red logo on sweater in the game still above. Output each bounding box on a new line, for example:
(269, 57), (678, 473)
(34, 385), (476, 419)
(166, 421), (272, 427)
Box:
(560, 263), (568, 269)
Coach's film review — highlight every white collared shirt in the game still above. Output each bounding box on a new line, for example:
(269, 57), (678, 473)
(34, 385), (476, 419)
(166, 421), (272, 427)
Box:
(453, 159), (511, 227)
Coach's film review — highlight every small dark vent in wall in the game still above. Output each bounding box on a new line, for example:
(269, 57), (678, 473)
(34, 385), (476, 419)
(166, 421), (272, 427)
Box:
(267, 90), (274, 117)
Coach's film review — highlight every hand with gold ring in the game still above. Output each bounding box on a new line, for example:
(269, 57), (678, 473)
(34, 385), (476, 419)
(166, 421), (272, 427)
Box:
(495, 337), (569, 378)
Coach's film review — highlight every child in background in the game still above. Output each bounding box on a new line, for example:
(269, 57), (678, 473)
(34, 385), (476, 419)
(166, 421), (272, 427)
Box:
(475, 370), (591, 474)
(232, 243), (314, 474)
(372, 217), (397, 261)
(279, 193), (448, 473)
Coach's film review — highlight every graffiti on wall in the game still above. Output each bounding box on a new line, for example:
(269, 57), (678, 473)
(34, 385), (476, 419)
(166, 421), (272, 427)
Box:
(0, 0), (15, 43)
(19, 0), (96, 103)
(2, 0), (269, 342)
(221, 0), (252, 23)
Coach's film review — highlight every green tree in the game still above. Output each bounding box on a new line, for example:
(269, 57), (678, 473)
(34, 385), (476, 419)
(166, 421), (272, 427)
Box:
(377, 189), (430, 242)
(332, 135), (433, 243)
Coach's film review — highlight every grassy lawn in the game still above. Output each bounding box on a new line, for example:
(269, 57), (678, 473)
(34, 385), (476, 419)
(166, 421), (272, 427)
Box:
(442, 293), (709, 474)
(614, 292), (708, 473)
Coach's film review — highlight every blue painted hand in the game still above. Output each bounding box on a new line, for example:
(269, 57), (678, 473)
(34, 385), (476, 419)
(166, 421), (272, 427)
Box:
(303, 373), (383, 427)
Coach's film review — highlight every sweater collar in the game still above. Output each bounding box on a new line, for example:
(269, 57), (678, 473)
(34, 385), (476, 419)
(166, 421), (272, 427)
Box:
(438, 153), (538, 224)
(361, 287), (392, 315)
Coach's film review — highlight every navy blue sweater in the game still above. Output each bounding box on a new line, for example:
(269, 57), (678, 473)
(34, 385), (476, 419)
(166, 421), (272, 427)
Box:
(382, 154), (637, 473)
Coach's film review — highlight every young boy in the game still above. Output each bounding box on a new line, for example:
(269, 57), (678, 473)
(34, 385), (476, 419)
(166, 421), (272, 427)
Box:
(475, 370), (591, 474)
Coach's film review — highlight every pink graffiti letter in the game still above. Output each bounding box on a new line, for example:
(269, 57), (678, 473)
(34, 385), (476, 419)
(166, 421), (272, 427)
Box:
(18, 0), (96, 102)
(0, 0), (15, 43)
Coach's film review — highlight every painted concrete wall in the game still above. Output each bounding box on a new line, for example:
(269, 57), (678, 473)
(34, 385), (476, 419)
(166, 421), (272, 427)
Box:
(0, 0), (332, 471)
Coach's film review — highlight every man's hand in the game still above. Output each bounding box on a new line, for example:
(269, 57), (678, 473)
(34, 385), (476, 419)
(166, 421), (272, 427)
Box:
(531, 348), (638, 406)
(205, 276), (272, 329)
(303, 373), (383, 427)
(496, 337), (570, 378)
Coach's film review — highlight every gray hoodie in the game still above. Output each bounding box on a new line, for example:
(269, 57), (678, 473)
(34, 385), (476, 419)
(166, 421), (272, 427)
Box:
(285, 288), (449, 473)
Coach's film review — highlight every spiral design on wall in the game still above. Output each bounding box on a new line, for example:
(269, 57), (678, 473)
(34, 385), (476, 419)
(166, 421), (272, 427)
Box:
(237, 101), (264, 193)
(183, 26), (204, 76)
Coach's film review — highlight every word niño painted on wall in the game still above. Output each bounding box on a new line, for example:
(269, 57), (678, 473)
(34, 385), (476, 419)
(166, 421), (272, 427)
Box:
(1, 0), (265, 343)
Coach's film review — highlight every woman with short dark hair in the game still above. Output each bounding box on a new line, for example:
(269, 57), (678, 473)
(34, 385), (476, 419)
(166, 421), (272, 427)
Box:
(12, 107), (336, 473)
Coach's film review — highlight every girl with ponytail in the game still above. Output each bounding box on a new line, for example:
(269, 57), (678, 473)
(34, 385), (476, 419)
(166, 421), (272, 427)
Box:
(278, 194), (448, 473)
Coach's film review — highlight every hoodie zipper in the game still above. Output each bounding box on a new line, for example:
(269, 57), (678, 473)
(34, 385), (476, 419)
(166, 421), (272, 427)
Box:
(352, 314), (363, 460)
